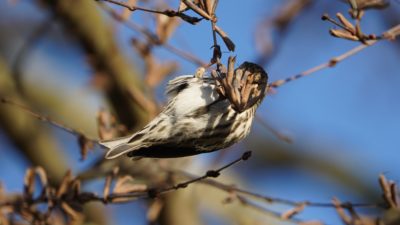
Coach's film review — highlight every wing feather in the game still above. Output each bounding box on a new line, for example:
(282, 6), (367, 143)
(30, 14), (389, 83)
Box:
(165, 75), (194, 101)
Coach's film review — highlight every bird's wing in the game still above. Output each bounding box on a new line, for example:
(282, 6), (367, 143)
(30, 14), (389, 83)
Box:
(100, 113), (171, 159)
(165, 75), (194, 102)
(101, 75), (221, 159)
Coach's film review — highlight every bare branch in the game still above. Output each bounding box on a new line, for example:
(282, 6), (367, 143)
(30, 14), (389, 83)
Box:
(98, 0), (202, 24)
(269, 23), (400, 89)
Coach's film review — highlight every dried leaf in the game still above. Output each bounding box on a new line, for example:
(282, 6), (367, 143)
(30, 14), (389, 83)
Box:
(329, 29), (359, 41)
(379, 174), (397, 208)
(181, 0), (212, 20)
(61, 202), (83, 221)
(78, 135), (94, 160)
(281, 203), (306, 220)
(20, 208), (34, 222)
(103, 168), (119, 200)
(178, 0), (201, 12)
(145, 61), (178, 88)
(34, 167), (48, 187)
(298, 221), (324, 225)
(97, 109), (119, 140)
(71, 179), (81, 196)
(113, 176), (147, 194)
(111, 176), (147, 203)
(147, 199), (163, 222)
(120, 0), (137, 21)
(57, 170), (73, 198)
(349, 0), (389, 10)
(390, 182), (398, 207)
(332, 197), (352, 225)
(215, 25), (235, 51)
(355, 22), (363, 39)
(131, 38), (164, 115)
(23, 168), (35, 198)
(128, 86), (159, 118)
(336, 13), (355, 33)
(156, 14), (180, 44)
(203, 0), (215, 15)
(0, 215), (9, 225)
(0, 182), (4, 200)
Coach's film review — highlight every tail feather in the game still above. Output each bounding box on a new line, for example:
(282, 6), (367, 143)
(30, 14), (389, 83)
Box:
(104, 144), (135, 159)
(99, 135), (133, 149)
(100, 133), (150, 159)
(99, 135), (135, 159)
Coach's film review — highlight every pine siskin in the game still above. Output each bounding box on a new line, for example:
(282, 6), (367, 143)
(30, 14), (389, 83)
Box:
(100, 61), (268, 159)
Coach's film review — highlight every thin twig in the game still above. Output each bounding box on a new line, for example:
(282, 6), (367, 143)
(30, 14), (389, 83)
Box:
(177, 172), (384, 209)
(0, 97), (98, 142)
(269, 23), (400, 89)
(181, 0), (212, 20)
(108, 151), (252, 199)
(100, 4), (207, 66)
(98, 0), (202, 24)
(255, 115), (292, 143)
(164, 43), (207, 67)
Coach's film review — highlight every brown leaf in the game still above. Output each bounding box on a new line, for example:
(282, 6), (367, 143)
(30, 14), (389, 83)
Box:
(71, 179), (81, 196)
(23, 168), (35, 198)
(181, 0), (212, 19)
(332, 197), (352, 225)
(128, 86), (159, 119)
(145, 61), (178, 88)
(147, 199), (164, 222)
(61, 202), (83, 222)
(0, 182), (4, 200)
(78, 135), (94, 161)
(329, 29), (359, 41)
(215, 25), (235, 51)
(203, 0), (216, 15)
(336, 13), (355, 33)
(349, 0), (389, 10)
(178, 0), (201, 12)
(0, 215), (10, 225)
(113, 175), (147, 194)
(156, 14), (180, 44)
(34, 167), (48, 187)
(298, 221), (324, 225)
(281, 203), (306, 220)
(111, 176), (147, 203)
(57, 170), (73, 198)
(120, 0), (137, 21)
(97, 108), (119, 140)
(379, 174), (398, 208)
(103, 167), (119, 200)
(19, 208), (34, 222)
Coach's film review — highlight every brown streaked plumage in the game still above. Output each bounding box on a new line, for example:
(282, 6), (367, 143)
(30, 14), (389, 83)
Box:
(100, 61), (268, 159)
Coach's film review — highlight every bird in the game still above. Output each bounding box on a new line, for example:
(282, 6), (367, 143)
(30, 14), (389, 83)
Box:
(100, 61), (268, 159)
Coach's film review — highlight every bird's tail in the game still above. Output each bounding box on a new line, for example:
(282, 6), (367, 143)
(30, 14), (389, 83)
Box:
(99, 135), (135, 159)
